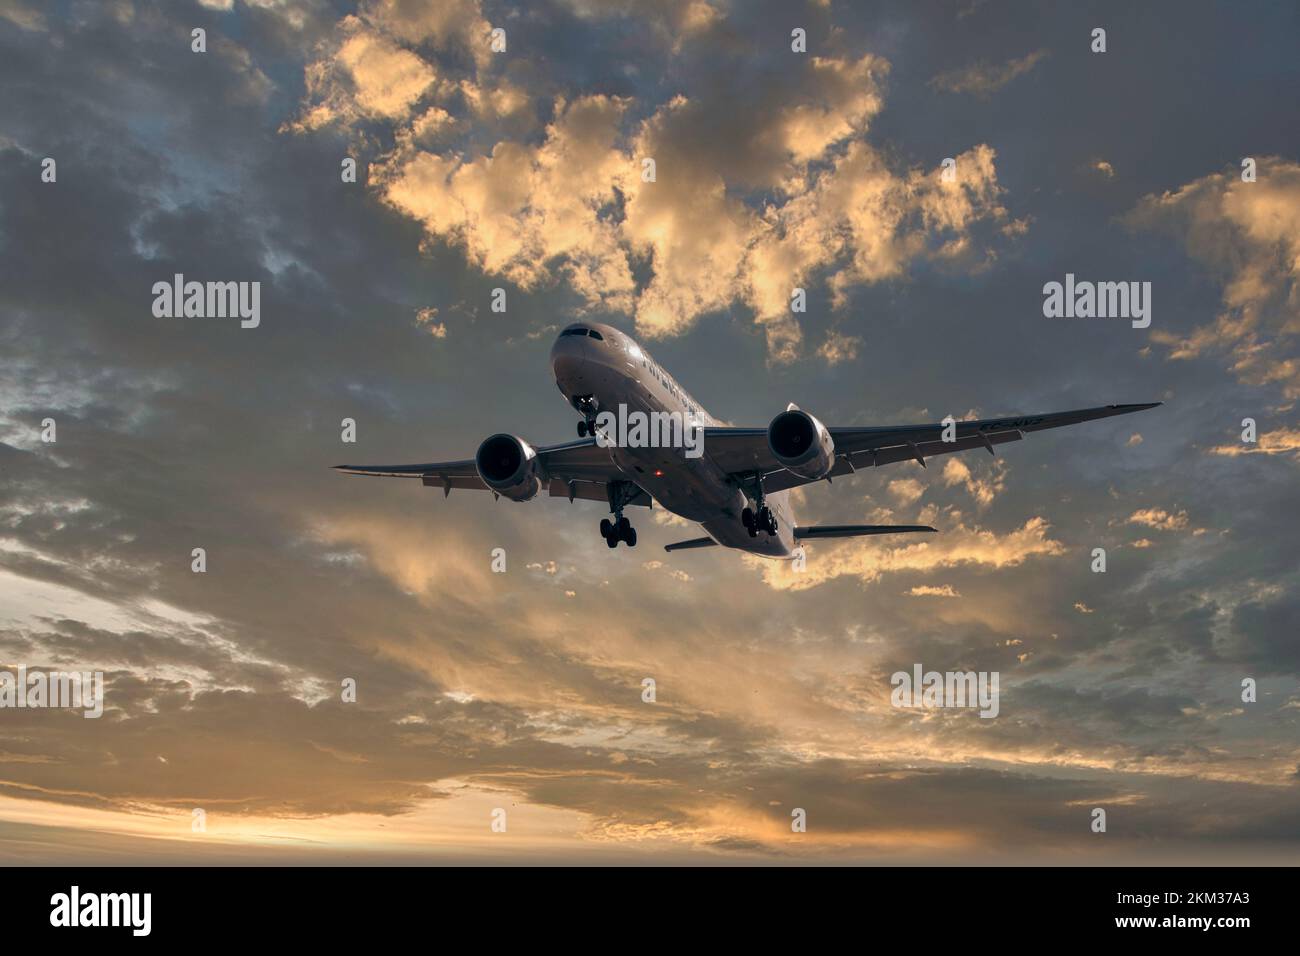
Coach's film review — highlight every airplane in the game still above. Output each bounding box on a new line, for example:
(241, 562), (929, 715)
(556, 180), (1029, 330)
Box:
(334, 321), (1160, 558)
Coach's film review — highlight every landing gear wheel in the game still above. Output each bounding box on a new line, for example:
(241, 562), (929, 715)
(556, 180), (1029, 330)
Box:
(744, 472), (779, 538)
(602, 480), (639, 550)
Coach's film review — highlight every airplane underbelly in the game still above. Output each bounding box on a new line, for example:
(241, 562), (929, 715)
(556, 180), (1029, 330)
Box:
(611, 445), (734, 523)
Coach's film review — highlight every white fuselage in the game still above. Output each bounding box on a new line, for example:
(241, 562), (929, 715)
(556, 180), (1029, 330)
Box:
(550, 322), (796, 557)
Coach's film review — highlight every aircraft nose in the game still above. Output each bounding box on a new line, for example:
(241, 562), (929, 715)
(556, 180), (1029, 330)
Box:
(550, 333), (589, 384)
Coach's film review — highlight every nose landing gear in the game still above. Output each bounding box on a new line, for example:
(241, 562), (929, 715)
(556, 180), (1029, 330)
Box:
(574, 396), (599, 438)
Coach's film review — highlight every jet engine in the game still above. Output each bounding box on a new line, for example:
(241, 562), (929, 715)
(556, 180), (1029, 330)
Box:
(767, 407), (835, 480)
(475, 433), (543, 501)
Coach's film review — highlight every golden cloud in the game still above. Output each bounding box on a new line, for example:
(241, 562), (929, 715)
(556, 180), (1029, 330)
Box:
(756, 514), (1065, 590)
(1125, 507), (1190, 531)
(288, 25), (1015, 362)
(1127, 158), (1300, 397)
(1207, 426), (1300, 461)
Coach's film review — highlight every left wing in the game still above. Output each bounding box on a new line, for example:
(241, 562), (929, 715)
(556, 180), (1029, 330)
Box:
(334, 438), (652, 507)
(702, 403), (1161, 494)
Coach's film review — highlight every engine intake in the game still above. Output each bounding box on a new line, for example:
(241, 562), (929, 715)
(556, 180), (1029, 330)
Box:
(768, 408), (835, 481)
(475, 433), (542, 501)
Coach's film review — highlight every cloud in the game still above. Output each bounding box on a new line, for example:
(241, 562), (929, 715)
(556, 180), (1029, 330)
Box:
(0, 0), (45, 31)
(759, 514), (1065, 590)
(1126, 158), (1300, 397)
(289, 16), (439, 130)
(887, 478), (925, 505)
(366, 0), (494, 55)
(376, 94), (638, 313)
(816, 331), (861, 365)
(929, 49), (1049, 97)
(941, 457), (1004, 508)
(290, 22), (1014, 361)
(414, 306), (446, 337)
(1126, 508), (1190, 531)
(907, 584), (960, 597)
(1208, 426), (1300, 461)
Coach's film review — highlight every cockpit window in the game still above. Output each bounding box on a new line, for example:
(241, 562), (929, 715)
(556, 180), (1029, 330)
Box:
(560, 326), (605, 341)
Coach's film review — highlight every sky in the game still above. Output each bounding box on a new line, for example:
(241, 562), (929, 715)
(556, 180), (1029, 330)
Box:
(0, 0), (1298, 864)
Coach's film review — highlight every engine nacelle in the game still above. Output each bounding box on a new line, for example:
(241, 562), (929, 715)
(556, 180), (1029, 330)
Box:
(767, 407), (835, 480)
(475, 433), (543, 501)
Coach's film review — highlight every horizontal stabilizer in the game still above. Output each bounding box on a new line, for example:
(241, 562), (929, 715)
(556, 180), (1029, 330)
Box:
(794, 524), (937, 539)
(664, 536), (719, 552)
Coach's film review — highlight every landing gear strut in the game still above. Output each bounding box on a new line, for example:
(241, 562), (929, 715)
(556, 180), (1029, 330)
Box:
(574, 396), (599, 438)
(601, 481), (638, 548)
(741, 472), (778, 537)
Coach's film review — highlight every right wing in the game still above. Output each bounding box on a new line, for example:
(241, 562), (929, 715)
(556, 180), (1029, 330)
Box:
(334, 438), (652, 507)
(701, 403), (1161, 494)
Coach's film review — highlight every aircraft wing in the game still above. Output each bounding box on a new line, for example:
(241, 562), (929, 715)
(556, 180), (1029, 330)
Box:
(333, 438), (653, 507)
(702, 403), (1161, 494)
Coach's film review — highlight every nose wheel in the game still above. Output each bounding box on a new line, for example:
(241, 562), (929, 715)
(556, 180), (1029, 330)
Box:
(574, 396), (599, 438)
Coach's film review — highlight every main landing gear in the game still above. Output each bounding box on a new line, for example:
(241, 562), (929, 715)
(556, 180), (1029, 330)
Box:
(600, 516), (637, 548)
(742, 506), (777, 537)
(601, 480), (638, 548)
(741, 472), (778, 537)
